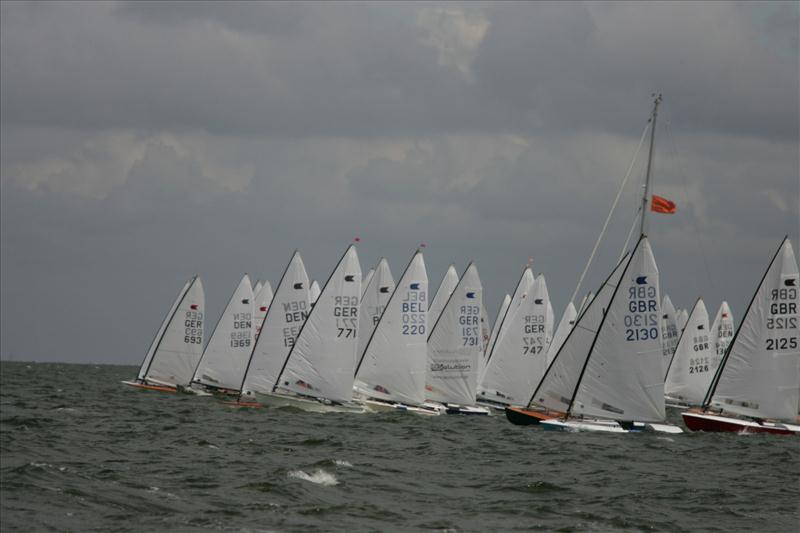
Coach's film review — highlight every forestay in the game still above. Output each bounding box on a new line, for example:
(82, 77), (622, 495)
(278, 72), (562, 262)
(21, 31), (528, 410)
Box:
(277, 245), (362, 403)
(356, 258), (395, 367)
(665, 299), (714, 405)
(661, 295), (680, 375)
(427, 263), (483, 406)
(241, 252), (310, 395)
(139, 276), (205, 387)
(355, 251), (428, 405)
(571, 237), (665, 422)
(707, 238), (799, 421)
(191, 275), (254, 390)
(530, 254), (629, 413)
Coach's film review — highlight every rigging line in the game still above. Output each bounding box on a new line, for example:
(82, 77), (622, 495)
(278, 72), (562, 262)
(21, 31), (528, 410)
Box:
(569, 122), (650, 305)
(664, 117), (716, 295)
(620, 205), (642, 262)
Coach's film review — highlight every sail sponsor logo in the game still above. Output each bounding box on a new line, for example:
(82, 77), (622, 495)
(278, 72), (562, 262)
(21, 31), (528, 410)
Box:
(430, 360), (472, 373)
(765, 281), (798, 351)
(402, 285), (426, 336)
(184, 310), (203, 345)
(625, 282), (659, 342)
(334, 295), (358, 338)
(460, 304), (480, 346)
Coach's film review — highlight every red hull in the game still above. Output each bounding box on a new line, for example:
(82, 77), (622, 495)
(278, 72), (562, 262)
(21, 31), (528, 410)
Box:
(682, 412), (796, 435)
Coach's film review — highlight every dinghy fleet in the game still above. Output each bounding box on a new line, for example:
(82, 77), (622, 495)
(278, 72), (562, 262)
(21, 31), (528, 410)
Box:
(124, 96), (799, 435)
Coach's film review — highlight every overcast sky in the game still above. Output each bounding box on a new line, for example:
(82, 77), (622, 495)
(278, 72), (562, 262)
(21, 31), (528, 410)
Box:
(1, 1), (797, 365)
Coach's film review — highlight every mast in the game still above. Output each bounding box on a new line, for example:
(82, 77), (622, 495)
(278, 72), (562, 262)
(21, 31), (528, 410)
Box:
(640, 93), (662, 237)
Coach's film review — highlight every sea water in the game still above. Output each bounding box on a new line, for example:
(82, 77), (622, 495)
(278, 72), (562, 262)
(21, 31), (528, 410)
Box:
(1, 362), (798, 531)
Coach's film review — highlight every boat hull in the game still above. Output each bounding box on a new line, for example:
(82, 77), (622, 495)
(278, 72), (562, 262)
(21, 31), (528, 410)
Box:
(362, 399), (441, 416)
(504, 406), (559, 425)
(541, 418), (683, 434)
(121, 380), (177, 393)
(681, 412), (799, 435)
(252, 391), (365, 413)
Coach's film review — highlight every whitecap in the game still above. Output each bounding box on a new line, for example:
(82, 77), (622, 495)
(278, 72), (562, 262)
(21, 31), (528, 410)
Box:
(288, 469), (338, 486)
(334, 460), (352, 468)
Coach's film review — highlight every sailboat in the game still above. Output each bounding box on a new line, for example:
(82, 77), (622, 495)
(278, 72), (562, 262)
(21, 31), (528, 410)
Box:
(188, 274), (254, 396)
(478, 269), (534, 400)
(253, 281), (274, 341)
(660, 295), (680, 374)
(664, 298), (716, 407)
(538, 236), (681, 433)
(478, 270), (554, 409)
(256, 244), (364, 413)
(682, 237), (800, 434)
(354, 250), (439, 415)
(710, 301), (734, 364)
(356, 258), (395, 367)
(123, 276), (205, 392)
(362, 268), (376, 298)
(426, 263), (489, 415)
(508, 95), (681, 433)
(235, 251), (310, 406)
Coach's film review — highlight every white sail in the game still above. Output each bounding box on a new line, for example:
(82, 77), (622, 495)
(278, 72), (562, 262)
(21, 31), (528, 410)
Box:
(277, 245), (362, 403)
(139, 276), (205, 386)
(546, 302), (577, 366)
(576, 291), (593, 316)
(309, 280), (321, 304)
(361, 268), (375, 298)
(709, 238), (799, 421)
(480, 302), (492, 353)
(253, 281), (274, 340)
(429, 265), (459, 325)
(660, 295), (680, 375)
(571, 237), (665, 422)
(355, 251), (428, 405)
(664, 299), (714, 404)
(478, 273), (552, 406)
(426, 263), (483, 405)
(530, 253), (630, 413)
(485, 294), (511, 358)
(241, 252), (310, 395)
(254, 280), (263, 295)
(356, 258), (395, 366)
(676, 308), (689, 332)
(710, 301), (734, 366)
(191, 275), (254, 391)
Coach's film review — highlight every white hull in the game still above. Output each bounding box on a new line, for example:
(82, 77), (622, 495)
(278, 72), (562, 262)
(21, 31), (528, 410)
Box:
(252, 391), (365, 413)
(361, 399), (442, 416)
(476, 399), (510, 413)
(541, 418), (683, 433)
(425, 401), (491, 416)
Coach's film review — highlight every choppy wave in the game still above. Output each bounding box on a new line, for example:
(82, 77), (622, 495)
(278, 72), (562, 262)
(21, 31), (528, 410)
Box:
(2, 362), (799, 532)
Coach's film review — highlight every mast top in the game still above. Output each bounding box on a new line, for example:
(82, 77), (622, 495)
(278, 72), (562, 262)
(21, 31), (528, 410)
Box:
(639, 93), (662, 238)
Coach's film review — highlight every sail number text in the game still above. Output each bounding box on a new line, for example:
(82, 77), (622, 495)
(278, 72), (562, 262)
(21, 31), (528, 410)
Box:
(401, 288), (426, 336)
(625, 284), (659, 342)
(765, 285), (798, 351)
(334, 295), (358, 338)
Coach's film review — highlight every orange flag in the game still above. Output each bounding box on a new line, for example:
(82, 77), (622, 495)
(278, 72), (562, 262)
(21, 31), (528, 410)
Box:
(651, 194), (676, 214)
